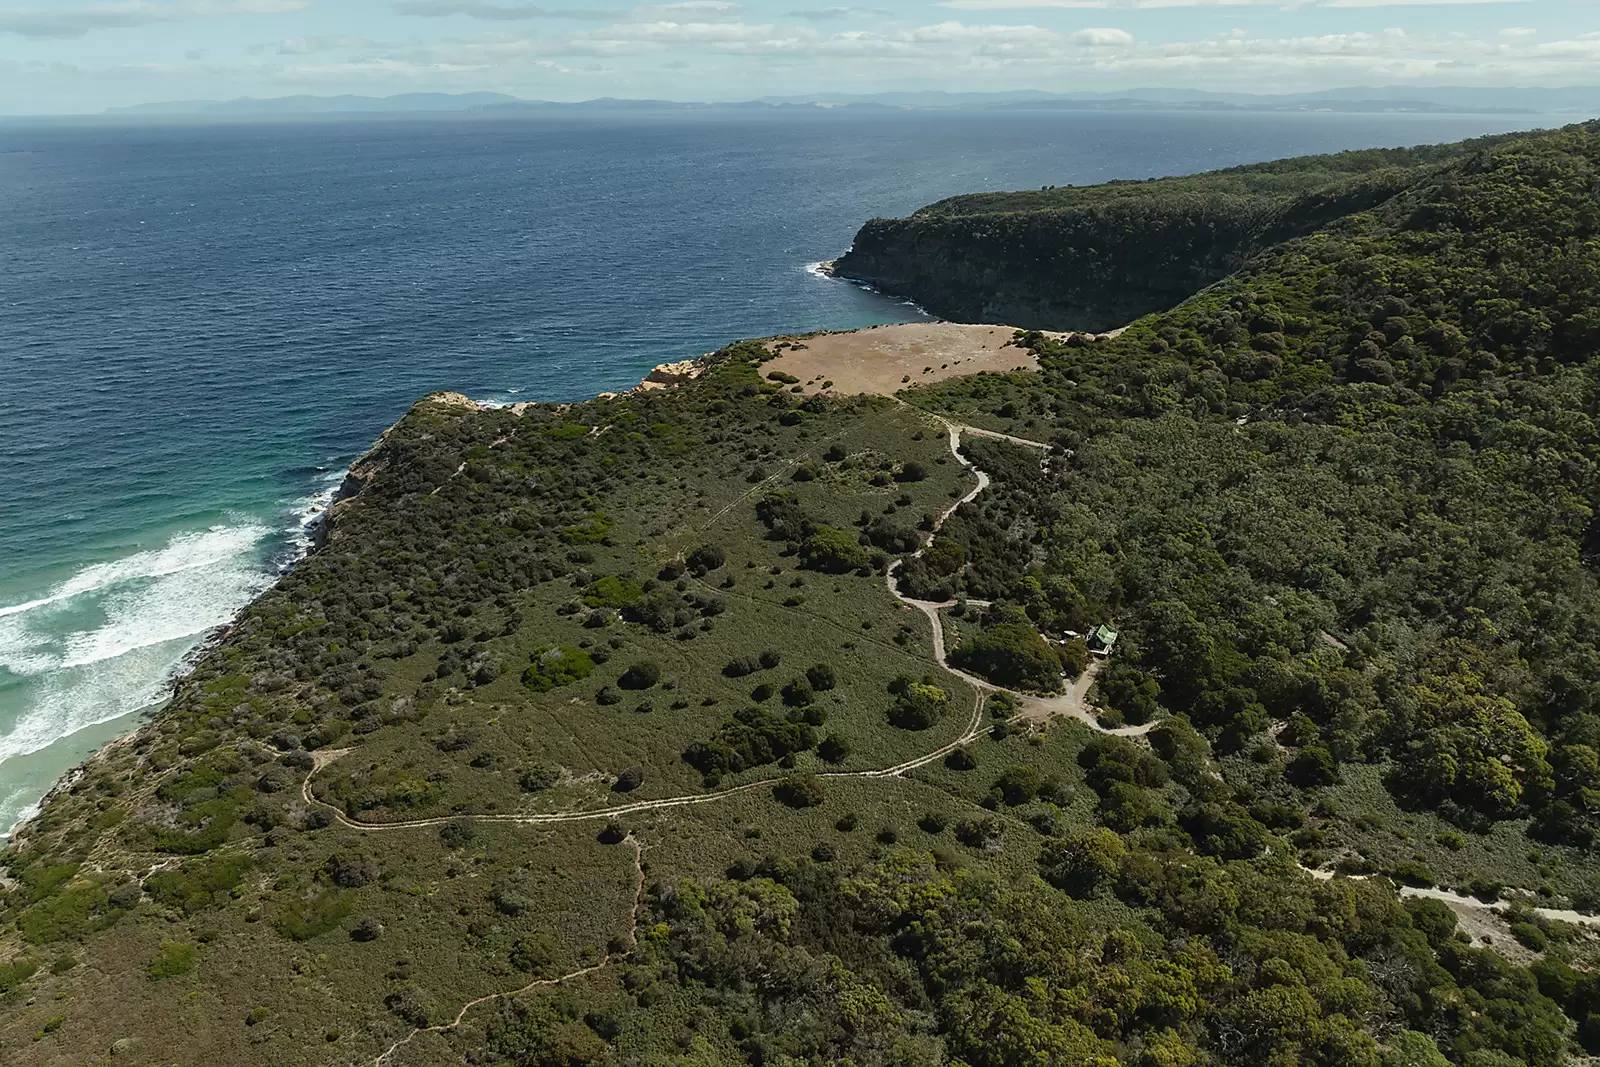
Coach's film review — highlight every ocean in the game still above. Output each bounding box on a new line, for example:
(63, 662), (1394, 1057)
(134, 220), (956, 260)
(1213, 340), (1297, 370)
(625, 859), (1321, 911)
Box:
(0, 108), (1549, 835)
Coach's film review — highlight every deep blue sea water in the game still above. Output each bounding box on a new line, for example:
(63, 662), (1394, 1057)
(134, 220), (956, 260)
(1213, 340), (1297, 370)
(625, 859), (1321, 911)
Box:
(0, 108), (1549, 833)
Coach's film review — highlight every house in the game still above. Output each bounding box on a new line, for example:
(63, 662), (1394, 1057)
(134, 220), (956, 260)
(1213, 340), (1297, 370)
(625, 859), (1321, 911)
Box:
(1087, 625), (1119, 656)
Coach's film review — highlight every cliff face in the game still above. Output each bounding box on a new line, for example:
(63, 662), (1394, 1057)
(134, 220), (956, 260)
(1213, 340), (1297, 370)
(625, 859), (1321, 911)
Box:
(838, 201), (1260, 331)
(834, 138), (1512, 331)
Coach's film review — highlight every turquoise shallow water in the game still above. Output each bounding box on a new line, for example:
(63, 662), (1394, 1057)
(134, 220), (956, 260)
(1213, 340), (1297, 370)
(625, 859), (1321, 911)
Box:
(0, 108), (1547, 835)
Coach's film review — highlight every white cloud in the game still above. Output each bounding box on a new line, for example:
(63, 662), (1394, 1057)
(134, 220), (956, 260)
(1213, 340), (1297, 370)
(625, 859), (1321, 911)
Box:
(277, 34), (381, 54)
(1070, 27), (1133, 45)
(390, 1), (622, 20)
(940, 0), (1530, 8)
(0, 0), (308, 40)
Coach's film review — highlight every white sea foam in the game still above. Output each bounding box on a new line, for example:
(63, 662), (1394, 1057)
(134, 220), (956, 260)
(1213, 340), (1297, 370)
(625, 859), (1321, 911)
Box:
(0, 524), (270, 620)
(0, 789), (40, 841)
(0, 473), (344, 838)
(0, 638), (189, 764)
(282, 471), (344, 558)
(0, 480), (351, 773)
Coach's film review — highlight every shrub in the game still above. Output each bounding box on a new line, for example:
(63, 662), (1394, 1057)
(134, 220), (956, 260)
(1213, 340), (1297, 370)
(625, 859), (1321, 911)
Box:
(0, 959), (39, 995)
(613, 768), (644, 793)
(782, 679), (815, 707)
(147, 941), (197, 980)
(806, 663), (837, 691)
(385, 987), (437, 1028)
(618, 662), (662, 690)
(955, 816), (1003, 851)
(276, 890), (352, 941)
(945, 747), (977, 771)
(350, 916), (384, 942)
(519, 762), (562, 792)
(439, 820), (476, 849)
(1287, 744), (1338, 788)
(583, 575), (642, 608)
(724, 656), (761, 678)
(1391, 859), (1435, 887)
(323, 853), (380, 889)
(523, 646), (596, 692)
(758, 650), (782, 670)
(142, 854), (253, 916)
(683, 707), (817, 780)
(687, 544), (726, 571)
(897, 460), (928, 482)
(774, 772), (826, 808)
(509, 929), (559, 976)
(993, 765), (1043, 806)
(1510, 921), (1548, 952)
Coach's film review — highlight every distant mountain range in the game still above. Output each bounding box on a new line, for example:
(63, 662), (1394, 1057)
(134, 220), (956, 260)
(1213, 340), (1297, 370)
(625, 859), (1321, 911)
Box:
(102, 86), (1600, 118)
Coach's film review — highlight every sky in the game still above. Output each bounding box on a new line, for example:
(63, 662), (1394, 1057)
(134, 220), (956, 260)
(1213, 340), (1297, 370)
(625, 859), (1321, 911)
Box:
(2, 0), (1599, 114)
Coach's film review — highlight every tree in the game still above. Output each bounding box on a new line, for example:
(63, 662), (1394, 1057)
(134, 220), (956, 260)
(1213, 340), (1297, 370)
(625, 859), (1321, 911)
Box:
(801, 526), (871, 573)
(890, 682), (949, 730)
(613, 768), (644, 793)
(1397, 665), (1551, 818)
(1289, 745), (1338, 788)
(1039, 828), (1125, 897)
(951, 622), (1063, 692)
(818, 733), (852, 763)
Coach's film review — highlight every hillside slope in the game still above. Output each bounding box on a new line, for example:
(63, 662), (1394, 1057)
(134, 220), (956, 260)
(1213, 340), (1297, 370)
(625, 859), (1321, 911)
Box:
(6, 125), (1600, 1067)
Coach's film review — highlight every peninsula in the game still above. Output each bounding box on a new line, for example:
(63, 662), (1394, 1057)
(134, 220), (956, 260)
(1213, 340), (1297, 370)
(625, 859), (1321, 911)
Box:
(5, 122), (1600, 1067)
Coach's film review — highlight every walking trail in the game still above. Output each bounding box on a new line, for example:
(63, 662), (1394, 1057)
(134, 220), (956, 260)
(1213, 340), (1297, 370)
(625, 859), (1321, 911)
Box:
(302, 408), (1147, 1066)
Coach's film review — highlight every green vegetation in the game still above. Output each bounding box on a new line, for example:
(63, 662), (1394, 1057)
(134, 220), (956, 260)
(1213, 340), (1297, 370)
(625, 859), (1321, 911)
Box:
(6, 123), (1600, 1066)
(520, 645), (596, 691)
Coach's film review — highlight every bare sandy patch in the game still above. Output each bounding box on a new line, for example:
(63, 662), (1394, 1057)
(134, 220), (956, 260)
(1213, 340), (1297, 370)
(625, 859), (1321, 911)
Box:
(761, 323), (1036, 398)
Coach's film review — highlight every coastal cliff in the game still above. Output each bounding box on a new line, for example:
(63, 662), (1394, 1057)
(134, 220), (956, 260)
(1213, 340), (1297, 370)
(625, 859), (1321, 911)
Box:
(834, 133), (1524, 331)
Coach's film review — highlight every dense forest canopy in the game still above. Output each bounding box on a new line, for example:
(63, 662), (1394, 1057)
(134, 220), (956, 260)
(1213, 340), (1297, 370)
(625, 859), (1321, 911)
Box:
(5, 122), (1600, 1067)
